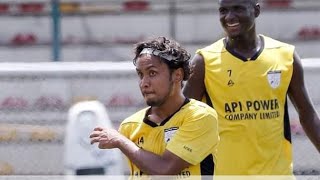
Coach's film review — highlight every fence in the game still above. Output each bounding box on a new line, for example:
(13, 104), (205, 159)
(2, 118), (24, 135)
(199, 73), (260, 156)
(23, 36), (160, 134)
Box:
(0, 60), (319, 175)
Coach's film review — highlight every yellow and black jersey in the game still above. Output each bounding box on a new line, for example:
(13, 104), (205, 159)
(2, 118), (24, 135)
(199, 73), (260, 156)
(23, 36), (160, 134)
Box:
(197, 35), (294, 175)
(118, 98), (219, 178)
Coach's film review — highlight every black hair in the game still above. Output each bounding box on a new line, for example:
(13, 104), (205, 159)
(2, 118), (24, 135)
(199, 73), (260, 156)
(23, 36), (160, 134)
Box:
(133, 36), (191, 81)
(218, 0), (259, 5)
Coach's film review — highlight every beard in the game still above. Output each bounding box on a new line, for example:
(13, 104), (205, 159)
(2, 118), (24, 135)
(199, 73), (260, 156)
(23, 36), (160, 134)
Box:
(146, 99), (161, 107)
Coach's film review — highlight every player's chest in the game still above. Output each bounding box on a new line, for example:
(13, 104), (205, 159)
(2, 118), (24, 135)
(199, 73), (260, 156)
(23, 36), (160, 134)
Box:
(130, 126), (179, 154)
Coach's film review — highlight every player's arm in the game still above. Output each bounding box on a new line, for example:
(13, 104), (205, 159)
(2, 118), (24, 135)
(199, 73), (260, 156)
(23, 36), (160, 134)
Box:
(166, 108), (219, 167)
(118, 140), (190, 175)
(288, 51), (320, 152)
(183, 54), (206, 100)
(90, 127), (190, 175)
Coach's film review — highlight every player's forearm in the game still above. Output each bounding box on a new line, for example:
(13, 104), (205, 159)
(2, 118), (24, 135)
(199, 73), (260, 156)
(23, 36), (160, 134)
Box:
(300, 113), (320, 152)
(116, 136), (173, 175)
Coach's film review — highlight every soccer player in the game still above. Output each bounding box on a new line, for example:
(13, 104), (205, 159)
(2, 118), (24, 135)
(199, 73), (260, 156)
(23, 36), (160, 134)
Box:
(183, 0), (320, 175)
(90, 36), (219, 178)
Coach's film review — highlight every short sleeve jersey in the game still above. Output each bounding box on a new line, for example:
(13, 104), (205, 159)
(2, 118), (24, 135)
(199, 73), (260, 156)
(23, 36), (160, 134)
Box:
(118, 98), (219, 178)
(197, 35), (295, 175)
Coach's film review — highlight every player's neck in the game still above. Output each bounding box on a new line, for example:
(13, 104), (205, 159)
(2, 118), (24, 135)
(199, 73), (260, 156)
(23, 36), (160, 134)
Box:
(226, 34), (262, 59)
(150, 94), (186, 123)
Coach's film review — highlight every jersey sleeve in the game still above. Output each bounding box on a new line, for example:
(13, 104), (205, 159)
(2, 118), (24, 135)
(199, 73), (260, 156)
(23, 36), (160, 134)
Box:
(118, 122), (135, 174)
(118, 123), (127, 137)
(166, 109), (219, 165)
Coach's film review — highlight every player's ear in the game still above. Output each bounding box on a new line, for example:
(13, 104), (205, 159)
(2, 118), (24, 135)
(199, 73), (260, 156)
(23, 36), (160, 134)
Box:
(173, 68), (184, 82)
(254, 3), (260, 17)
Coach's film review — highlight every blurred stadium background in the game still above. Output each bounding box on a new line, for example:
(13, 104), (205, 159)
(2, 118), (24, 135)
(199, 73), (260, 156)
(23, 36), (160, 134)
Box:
(0, 0), (319, 176)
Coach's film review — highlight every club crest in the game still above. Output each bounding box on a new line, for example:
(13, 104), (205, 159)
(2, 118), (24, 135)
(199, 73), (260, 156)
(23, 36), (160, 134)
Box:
(164, 127), (178, 143)
(267, 70), (281, 88)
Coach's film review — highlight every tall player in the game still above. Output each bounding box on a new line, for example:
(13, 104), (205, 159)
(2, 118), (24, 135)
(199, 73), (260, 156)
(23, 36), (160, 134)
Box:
(183, 0), (320, 175)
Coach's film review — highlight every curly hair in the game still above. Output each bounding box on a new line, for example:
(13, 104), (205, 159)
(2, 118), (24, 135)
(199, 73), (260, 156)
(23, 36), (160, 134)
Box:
(133, 36), (191, 81)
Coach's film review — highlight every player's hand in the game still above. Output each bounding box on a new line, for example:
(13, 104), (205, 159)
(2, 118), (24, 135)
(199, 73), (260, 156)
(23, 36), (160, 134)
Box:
(89, 126), (121, 149)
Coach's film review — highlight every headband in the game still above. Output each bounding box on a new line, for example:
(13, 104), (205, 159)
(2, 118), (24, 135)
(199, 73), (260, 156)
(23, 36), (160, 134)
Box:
(139, 48), (177, 61)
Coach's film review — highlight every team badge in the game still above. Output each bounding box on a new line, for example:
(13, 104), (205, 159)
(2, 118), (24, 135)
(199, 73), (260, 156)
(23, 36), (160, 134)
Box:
(164, 127), (178, 143)
(267, 70), (281, 88)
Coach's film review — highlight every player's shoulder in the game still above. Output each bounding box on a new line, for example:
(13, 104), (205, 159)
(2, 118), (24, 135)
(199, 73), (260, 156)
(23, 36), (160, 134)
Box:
(120, 107), (148, 126)
(197, 38), (227, 54)
(261, 34), (294, 49)
(182, 98), (218, 118)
